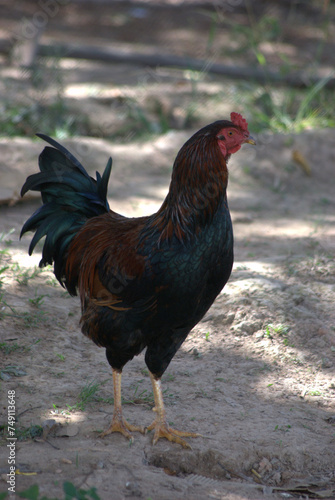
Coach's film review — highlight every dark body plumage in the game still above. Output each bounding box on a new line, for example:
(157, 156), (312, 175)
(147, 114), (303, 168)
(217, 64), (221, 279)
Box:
(21, 117), (253, 446)
(78, 195), (233, 378)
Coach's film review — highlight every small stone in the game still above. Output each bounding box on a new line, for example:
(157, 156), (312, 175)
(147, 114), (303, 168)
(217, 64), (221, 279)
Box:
(258, 457), (272, 473)
(321, 357), (333, 368)
(42, 419), (59, 439)
(125, 481), (141, 496)
(293, 295), (304, 305)
(272, 471), (282, 485)
(56, 424), (79, 437)
(318, 327), (329, 336)
(255, 331), (264, 341)
(232, 320), (262, 335)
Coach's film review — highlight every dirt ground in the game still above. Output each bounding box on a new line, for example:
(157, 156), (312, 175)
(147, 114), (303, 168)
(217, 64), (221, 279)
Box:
(1, 1), (335, 499)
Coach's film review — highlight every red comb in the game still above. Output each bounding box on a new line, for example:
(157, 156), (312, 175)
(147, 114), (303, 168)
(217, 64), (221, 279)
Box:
(230, 112), (248, 132)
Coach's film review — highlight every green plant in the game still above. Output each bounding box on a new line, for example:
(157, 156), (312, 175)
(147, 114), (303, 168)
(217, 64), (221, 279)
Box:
(0, 295), (21, 321)
(0, 229), (14, 288)
(246, 75), (335, 134)
(309, 390), (322, 396)
(198, 8), (221, 53)
(274, 424), (291, 432)
(29, 293), (46, 308)
(0, 98), (88, 139)
(51, 403), (70, 416)
(0, 228), (14, 251)
(265, 323), (292, 346)
(66, 380), (101, 411)
(271, 324), (290, 335)
(229, 15), (281, 61)
(124, 380), (175, 407)
(13, 265), (42, 286)
(78, 380), (101, 409)
(0, 342), (21, 355)
(14, 424), (43, 441)
(46, 276), (59, 287)
(9, 481), (101, 499)
(0, 264), (9, 288)
(21, 310), (47, 329)
(212, 8), (335, 134)
(125, 383), (155, 406)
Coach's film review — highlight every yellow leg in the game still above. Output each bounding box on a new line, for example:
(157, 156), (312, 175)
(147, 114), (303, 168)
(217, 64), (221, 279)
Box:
(146, 371), (200, 449)
(100, 369), (145, 442)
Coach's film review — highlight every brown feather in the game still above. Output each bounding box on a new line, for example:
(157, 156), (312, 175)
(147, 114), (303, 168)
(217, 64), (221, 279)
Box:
(66, 212), (147, 306)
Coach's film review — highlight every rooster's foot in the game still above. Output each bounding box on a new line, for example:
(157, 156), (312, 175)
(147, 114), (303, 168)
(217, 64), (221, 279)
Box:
(146, 419), (200, 449)
(100, 413), (145, 443)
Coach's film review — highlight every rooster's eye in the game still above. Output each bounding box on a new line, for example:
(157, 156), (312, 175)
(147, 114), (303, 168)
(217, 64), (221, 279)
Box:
(228, 131), (233, 136)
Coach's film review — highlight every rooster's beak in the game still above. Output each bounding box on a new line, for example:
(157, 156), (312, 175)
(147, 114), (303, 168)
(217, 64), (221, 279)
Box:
(244, 136), (256, 145)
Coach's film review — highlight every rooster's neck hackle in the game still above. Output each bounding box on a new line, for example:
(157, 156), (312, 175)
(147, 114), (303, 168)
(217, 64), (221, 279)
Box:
(153, 132), (229, 243)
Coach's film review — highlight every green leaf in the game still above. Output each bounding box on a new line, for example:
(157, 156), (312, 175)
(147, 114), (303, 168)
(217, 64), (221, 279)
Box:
(63, 481), (77, 498)
(18, 484), (39, 500)
(296, 74), (334, 124)
(255, 51), (266, 66)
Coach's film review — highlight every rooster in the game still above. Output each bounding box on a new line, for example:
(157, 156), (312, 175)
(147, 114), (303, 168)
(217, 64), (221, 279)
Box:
(21, 113), (255, 448)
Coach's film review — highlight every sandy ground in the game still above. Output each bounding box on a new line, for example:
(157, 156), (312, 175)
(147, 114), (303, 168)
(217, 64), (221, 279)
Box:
(0, 127), (335, 499)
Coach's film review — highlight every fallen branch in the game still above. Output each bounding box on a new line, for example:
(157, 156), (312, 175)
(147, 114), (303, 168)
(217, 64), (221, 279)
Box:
(1, 38), (334, 89)
(0, 190), (38, 207)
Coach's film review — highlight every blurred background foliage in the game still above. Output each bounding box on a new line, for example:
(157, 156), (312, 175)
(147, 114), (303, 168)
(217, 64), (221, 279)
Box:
(0, 0), (334, 140)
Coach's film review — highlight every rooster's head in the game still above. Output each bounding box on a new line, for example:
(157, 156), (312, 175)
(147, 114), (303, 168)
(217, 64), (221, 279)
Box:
(216, 112), (256, 157)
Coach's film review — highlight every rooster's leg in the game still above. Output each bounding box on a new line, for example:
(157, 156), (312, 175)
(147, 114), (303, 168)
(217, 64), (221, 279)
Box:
(147, 371), (200, 449)
(100, 369), (145, 442)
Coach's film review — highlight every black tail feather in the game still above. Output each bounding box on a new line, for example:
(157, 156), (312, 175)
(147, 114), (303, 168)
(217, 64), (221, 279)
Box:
(21, 134), (112, 289)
